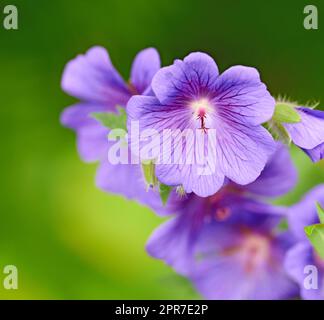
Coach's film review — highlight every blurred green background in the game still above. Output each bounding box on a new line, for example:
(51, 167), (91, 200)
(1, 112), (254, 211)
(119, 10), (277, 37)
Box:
(0, 0), (323, 299)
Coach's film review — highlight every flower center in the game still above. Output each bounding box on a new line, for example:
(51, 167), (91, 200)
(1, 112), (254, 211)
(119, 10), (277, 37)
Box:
(241, 233), (271, 273)
(222, 231), (271, 274)
(190, 98), (213, 133)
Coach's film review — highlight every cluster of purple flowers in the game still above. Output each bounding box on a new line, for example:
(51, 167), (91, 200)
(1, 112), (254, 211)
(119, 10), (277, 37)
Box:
(61, 46), (324, 300)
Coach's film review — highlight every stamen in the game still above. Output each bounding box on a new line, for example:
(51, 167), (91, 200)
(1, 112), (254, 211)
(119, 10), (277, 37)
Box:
(190, 98), (213, 133)
(197, 108), (208, 133)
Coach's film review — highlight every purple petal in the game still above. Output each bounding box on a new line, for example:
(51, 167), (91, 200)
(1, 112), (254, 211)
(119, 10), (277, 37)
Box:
(288, 184), (324, 241)
(60, 103), (107, 130)
(61, 46), (130, 105)
(61, 103), (109, 162)
(96, 159), (169, 214)
(302, 142), (324, 162)
(284, 241), (324, 300)
(244, 142), (297, 197)
(154, 164), (183, 186)
(191, 225), (297, 300)
(146, 215), (197, 276)
(152, 52), (219, 104)
(213, 66), (275, 126)
(192, 256), (251, 299)
(192, 257), (297, 300)
(127, 95), (190, 131)
(284, 107), (324, 149)
(180, 164), (225, 197)
(77, 123), (109, 162)
(168, 131), (225, 196)
(126, 95), (187, 185)
(130, 48), (161, 94)
(228, 198), (288, 219)
(216, 121), (276, 185)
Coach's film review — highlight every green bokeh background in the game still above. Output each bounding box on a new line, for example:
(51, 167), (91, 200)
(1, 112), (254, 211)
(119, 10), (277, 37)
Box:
(0, 0), (323, 299)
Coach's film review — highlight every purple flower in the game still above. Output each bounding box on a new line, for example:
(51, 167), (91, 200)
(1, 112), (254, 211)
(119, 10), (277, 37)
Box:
(285, 185), (324, 300)
(284, 108), (324, 162)
(127, 52), (276, 197)
(191, 217), (297, 299)
(61, 46), (166, 208)
(61, 46), (160, 161)
(147, 144), (298, 299)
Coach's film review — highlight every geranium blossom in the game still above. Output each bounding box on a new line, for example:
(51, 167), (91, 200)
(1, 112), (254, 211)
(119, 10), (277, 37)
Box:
(61, 46), (165, 208)
(127, 52), (276, 197)
(146, 144), (298, 299)
(283, 107), (324, 162)
(60, 45), (324, 300)
(285, 185), (324, 300)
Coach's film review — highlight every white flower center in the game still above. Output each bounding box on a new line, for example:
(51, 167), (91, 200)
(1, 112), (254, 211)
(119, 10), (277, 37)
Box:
(190, 98), (213, 117)
(240, 233), (271, 273)
(190, 98), (213, 133)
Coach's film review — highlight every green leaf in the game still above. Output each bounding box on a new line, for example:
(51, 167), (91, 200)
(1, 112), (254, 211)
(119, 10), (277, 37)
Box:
(273, 103), (301, 124)
(107, 129), (128, 149)
(316, 202), (324, 224)
(141, 161), (173, 205)
(266, 121), (291, 145)
(91, 106), (127, 130)
(141, 161), (158, 189)
(305, 224), (324, 259)
(108, 128), (127, 140)
(159, 183), (172, 205)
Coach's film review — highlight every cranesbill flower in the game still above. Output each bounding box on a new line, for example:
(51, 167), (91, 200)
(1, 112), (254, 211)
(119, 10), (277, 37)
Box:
(127, 52), (276, 197)
(283, 108), (324, 162)
(190, 213), (297, 299)
(61, 46), (165, 207)
(146, 144), (298, 299)
(61, 46), (160, 161)
(285, 185), (324, 300)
